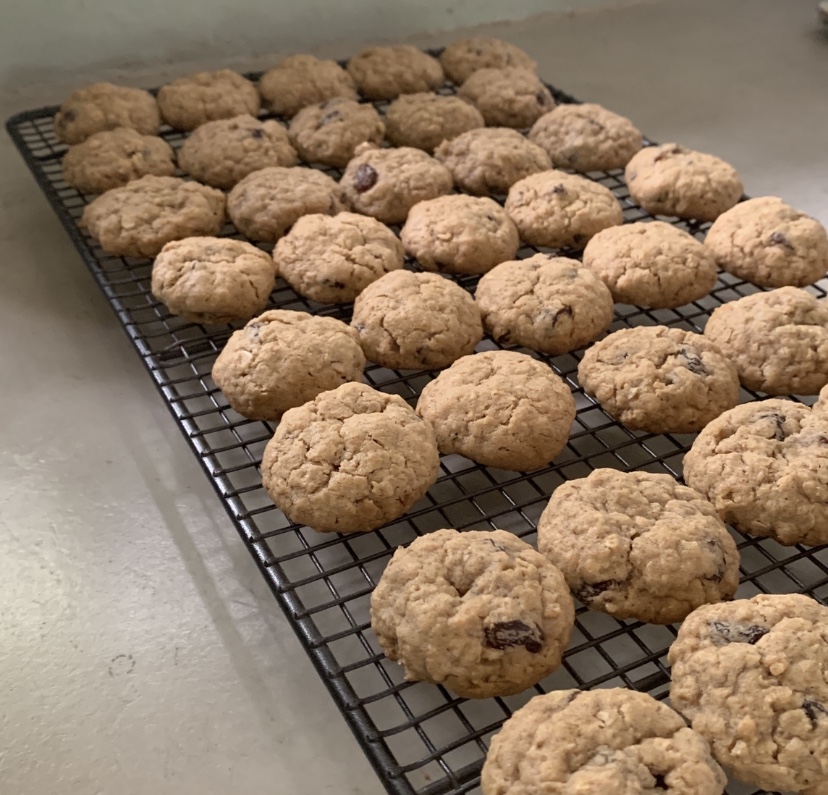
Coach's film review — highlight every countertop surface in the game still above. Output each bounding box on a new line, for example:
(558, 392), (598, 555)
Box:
(1, 1), (826, 793)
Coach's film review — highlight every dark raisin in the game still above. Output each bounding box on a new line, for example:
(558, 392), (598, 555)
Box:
(487, 538), (509, 553)
(536, 89), (550, 105)
(353, 323), (366, 333)
(768, 231), (795, 251)
(485, 214), (498, 223)
(551, 184), (567, 195)
(353, 163), (378, 193)
(574, 580), (620, 604)
(250, 127), (265, 139)
(125, 149), (138, 157)
(710, 620), (769, 645)
(484, 620), (545, 653)
(540, 305), (573, 325)
(803, 699), (827, 726)
(58, 109), (76, 125)
(654, 145), (685, 162)
(759, 412), (789, 441)
(678, 347), (707, 375)
(588, 119), (606, 133)
(317, 109), (342, 128)
(652, 773), (668, 789)
(703, 538), (726, 582)
(496, 330), (512, 344)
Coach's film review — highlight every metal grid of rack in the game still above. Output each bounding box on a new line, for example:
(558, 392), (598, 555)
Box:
(7, 61), (828, 795)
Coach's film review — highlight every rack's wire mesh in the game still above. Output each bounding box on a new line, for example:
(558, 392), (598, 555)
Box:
(7, 59), (828, 795)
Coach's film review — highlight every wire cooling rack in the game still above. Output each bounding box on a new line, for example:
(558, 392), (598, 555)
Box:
(7, 55), (828, 795)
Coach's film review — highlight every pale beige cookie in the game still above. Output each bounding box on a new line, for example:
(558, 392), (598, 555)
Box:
(340, 143), (452, 225)
(439, 37), (537, 85)
(61, 128), (175, 194)
(212, 310), (365, 420)
(351, 270), (483, 370)
(261, 382), (439, 533)
(505, 170), (623, 249)
(288, 98), (384, 168)
(177, 115), (297, 189)
(400, 195), (519, 275)
(80, 175), (226, 259)
(458, 67), (554, 128)
(703, 286), (828, 395)
(482, 688), (727, 795)
(416, 351), (575, 471)
(683, 398), (828, 546)
(705, 196), (828, 288)
(346, 45), (444, 100)
(528, 103), (643, 172)
(258, 54), (357, 117)
(625, 144), (743, 222)
(434, 127), (551, 196)
(475, 255), (613, 354)
(538, 469), (739, 624)
(578, 325), (740, 434)
(371, 529), (575, 698)
(816, 384), (828, 412)
(669, 593), (828, 795)
(227, 166), (344, 243)
(582, 221), (718, 308)
(54, 82), (160, 144)
(274, 212), (404, 303)
(384, 93), (484, 153)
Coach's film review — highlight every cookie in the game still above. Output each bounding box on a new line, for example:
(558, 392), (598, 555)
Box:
(528, 103), (643, 172)
(340, 143), (452, 225)
(384, 93), (484, 153)
(458, 67), (554, 129)
(416, 351), (575, 471)
(212, 310), (365, 420)
(258, 54), (358, 117)
(157, 69), (260, 131)
(475, 255), (614, 354)
(683, 399), (828, 546)
(505, 170), (623, 249)
(400, 195), (519, 275)
(177, 115), (297, 189)
(538, 469), (739, 624)
(227, 166), (344, 243)
(80, 175), (226, 259)
(578, 325), (740, 434)
(439, 37), (537, 85)
(61, 128), (175, 194)
(273, 212), (404, 303)
(625, 144), (743, 222)
(151, 236), (275, 323)
(482, 688), (727, 795)
(351, 270), (483, 370)
(703, 286), (828, 395)
(54, 82), (160, 144)
(816, 383), (828, 412)
(582, 221), (718, 308)
(370, 529), (574, 698)
(669, 593), (828, 794)
(288, 98), (384, 168)
(261, 382), (439, 533)
(346, 45), (444, 100)
(434, 128), (550, 197)
(704, 196), (828, 288)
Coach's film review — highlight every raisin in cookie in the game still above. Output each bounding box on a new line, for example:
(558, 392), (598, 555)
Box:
(54, 82), (160, 144)
(416, 351), (575, 471)
(258, 54), (357, 117)
(384, 93), (484, 153)
(274, 212), (404, 303)
(703, 286), (828, 395)
(227, 166), (344, 243)
(528, 103), (643, 172)
(81, 175), (225, 258)
(62, 128), (175, 194)
(458, 67), (554, 129)
(261, 382), (439, 533)
(538, 469), (739, 624)
(705, 196), (828, 288)
(371, 529), (574, 698)
(151, 237), (276, 323)
(346, 45), (444, 100)
(351, 270), (483, 370)
(434, 127), (551, 196)
(475, 255), (613, 354)
(625, 144), (743, 222)
(583, 221), (718, 308)
(683, 399), (828, 545)
(440, 37), (537, 85)
(506, 170), (623, 249)
(578, 326), (740, 434)
(482, 688), (727, 795)
(340, 143), (452, 225)
(288, 98), (384, 168)
(400, 195), (519, 275)
(212, 310), (365, 420)
(669, 593), (828, 795)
